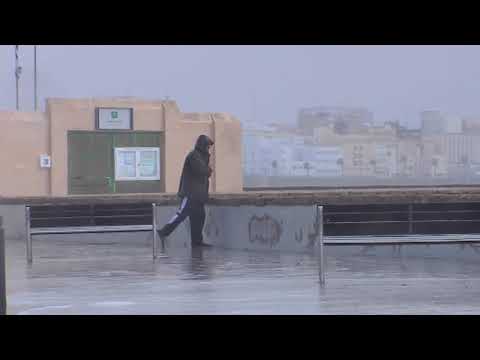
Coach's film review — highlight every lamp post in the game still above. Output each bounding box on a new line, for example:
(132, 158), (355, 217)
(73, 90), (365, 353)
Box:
(14, 45), (22, 110)
(34, 45), (38, 111)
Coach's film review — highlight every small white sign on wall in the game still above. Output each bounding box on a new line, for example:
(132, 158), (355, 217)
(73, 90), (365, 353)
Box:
(40, 154), (51, 168)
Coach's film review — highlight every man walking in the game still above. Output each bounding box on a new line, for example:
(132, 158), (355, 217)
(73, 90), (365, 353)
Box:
(157, 135), (214, 247)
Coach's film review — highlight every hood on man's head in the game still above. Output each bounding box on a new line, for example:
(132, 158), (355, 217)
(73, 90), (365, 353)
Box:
(195, 135), (214, 152)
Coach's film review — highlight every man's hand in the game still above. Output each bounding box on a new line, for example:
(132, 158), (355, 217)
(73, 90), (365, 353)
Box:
(208, 166), (213, 177)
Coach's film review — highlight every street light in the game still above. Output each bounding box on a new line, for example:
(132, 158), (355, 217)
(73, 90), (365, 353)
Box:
(34, 45), (38, 111)
(14, 45), (22, 111)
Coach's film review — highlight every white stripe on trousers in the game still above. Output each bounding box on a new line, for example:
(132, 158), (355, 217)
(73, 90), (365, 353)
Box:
(167, 197), (188, 224)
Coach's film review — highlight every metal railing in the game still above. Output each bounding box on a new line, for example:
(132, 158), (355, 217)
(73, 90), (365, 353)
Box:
(323, 203), (480, 237)
(152, 203), (158, 259)
(25, 207), (32, 264)
(20, 200), (480, 291)
(317, 205), (325, 287)
(152, 203), (167, 259)
(25, 204), (158, 264)
(315, 202), (480, 288)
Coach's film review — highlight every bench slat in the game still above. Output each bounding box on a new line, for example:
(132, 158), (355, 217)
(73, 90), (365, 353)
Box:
(30, 225), (153, 235)
(325, 234), (480, 244)
(31, 214), (152, 221)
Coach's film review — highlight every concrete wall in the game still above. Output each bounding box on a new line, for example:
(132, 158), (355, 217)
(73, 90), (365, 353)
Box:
(155, 204), (320, 253)
(163, 107), (243, 193)
(1, 202), (319, 256)
(204, 205), (319, 252)
(0, 205), (26, 241)
(0, 112), (50, 196)
(211, 113), (243, 193)
(163, 103), (212, 193)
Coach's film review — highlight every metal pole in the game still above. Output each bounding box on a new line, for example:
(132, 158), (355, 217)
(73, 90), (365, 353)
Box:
(318, 205), (325, 287)
(0, 217), (6, 315)
(15, 45), (19, 111)
(34, 45), (38, 111)
(25, 207), (32, 264)
(152, 203), (157, 259)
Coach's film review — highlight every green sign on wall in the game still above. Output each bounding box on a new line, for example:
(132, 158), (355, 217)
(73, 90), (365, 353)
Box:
(96, 108), (133, 130)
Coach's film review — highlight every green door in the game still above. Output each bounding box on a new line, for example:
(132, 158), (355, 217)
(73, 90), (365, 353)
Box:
(68, 132), (115, 194)
(68, 131), (164, 195)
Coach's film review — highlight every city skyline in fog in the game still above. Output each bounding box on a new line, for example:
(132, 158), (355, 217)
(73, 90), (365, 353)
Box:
(2, 45), (480, 128)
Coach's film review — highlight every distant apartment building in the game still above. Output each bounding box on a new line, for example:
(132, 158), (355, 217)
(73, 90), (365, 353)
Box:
(418, 112), (480, 177)
(442, 134), (474, 164)
(297, 106), (374, 135)
(397, 132), (424, 177)
(421, 115), (480, 177)
(243, 108), (480, 182)
(462, 117), (480, 133)
(291, 145), (343, 177)
(459, 117), (480, 164)
(313, 122), (397, 177)
(243, 124), (297, 177)
(421, 110), (447, 136)
(445, 115), (463, 134)
(374, 144), (398, 177)
(243, 123), (343, 177)
(311, 146), (343, 177)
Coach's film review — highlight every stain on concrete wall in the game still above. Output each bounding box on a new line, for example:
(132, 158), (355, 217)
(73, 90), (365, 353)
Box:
(248, 214), (283, 248)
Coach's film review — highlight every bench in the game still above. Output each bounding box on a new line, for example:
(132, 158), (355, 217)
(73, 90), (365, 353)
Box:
(323, 202), (480, 244)
(25, 202), (163, 263)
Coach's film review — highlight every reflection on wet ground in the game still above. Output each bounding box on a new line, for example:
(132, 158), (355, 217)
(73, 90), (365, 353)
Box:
(4, 232), (480, 314)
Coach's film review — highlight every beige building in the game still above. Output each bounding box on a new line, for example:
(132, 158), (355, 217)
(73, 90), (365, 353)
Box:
(313, 122), (453, 179)
(419, 136), (448, 177)
(313, 123), (398, 177)
(0, 97), (243, 197)
(396, 135), (423, 177)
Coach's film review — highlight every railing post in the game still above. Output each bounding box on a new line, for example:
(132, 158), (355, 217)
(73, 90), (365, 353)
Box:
(152, 203), (158, 260)
(317, 205), (326, 287)
(1, 216), (6, 315)
(89, 204), (95, 226)
(408, 204), (413, 234)
(25, 206), (32, 264)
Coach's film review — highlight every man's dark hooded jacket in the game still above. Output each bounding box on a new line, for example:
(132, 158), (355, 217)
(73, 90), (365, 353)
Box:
(177, 135), (214, 203)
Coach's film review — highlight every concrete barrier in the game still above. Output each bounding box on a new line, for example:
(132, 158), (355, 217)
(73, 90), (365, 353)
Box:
(0, 205), (26, 240)
(4, 187), (480, 249)
(0, 216), (6, 315)
(155, 204), (321, 253)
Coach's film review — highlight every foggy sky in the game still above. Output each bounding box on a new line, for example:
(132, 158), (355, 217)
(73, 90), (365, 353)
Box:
(2, 45), (480, 128)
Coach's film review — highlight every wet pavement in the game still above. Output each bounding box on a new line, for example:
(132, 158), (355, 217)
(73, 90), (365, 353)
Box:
(4, 232), (480, 314)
